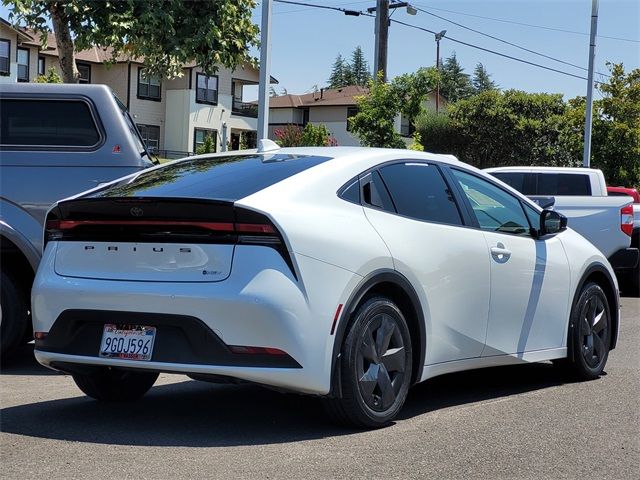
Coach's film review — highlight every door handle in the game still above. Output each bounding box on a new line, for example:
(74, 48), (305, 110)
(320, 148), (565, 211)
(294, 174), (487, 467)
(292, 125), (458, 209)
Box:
(490, 243), (511, 261)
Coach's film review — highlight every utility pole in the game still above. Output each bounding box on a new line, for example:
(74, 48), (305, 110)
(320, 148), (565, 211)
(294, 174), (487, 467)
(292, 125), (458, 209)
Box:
(583, 0), (599, 167)
(373, 0), (389, 82)
(257, 0), (273, 140)
(369, 2), (415, 82)
(435, 30), (446, 113)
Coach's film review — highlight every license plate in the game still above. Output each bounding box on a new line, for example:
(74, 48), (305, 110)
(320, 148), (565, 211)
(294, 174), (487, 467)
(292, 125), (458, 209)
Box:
(99, 324), (156, 361)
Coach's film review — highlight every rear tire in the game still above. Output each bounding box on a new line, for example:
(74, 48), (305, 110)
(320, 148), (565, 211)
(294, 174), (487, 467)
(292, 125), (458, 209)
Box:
(564, 282), (611, 380)
(1, 269), (29, 358)
(73, 369), (159, 401)
(323, 297), (412, 428)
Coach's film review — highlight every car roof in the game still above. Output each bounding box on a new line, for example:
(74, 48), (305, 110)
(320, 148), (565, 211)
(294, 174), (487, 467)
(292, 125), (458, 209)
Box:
(485, 166), (602, 174)
(0, 83), (113, 95)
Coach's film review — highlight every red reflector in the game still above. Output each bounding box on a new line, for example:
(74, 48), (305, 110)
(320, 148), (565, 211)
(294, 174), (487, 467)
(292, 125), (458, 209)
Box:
(34, 332), (48, 340)
(229, 345), (287, 356)
(235, 223), (276, 234)
(621, 205), (634, 236)
(330, 304), (343, 335)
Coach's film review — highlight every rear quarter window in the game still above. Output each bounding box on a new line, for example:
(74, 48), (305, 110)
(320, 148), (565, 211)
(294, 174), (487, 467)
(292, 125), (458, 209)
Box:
(0, 99), (101, 148)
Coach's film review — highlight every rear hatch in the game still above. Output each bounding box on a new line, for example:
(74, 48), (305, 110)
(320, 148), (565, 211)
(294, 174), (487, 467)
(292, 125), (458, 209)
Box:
(45, 152), (332, 282)
(46, 198), (281, 282)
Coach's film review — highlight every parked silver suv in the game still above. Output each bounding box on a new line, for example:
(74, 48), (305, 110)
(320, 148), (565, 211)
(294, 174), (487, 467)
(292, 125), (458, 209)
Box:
(1, 83), (154, 356)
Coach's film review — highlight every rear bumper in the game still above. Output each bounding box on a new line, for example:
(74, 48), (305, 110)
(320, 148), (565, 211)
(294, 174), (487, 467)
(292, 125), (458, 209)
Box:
(32, 245), (359, 395)
(609, 247), (639, 272)
(35, 309), (301, 369)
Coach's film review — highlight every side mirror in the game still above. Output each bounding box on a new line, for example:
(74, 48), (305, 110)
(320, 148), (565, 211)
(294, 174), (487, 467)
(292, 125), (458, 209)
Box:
(540, 209), (567, 236)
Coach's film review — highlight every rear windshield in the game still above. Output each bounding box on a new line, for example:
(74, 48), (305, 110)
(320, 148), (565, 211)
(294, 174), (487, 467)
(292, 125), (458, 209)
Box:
(90, 153), (332, 201)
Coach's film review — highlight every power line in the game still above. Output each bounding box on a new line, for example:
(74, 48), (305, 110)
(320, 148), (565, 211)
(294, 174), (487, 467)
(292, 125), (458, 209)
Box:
(410, 2), (640, 44)
(412, 5), (610, 77)
(272, 0), (603, 84)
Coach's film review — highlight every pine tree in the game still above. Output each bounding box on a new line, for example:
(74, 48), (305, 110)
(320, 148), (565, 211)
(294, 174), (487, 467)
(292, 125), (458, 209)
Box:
(350, 46), (371, 86)
(472, 63), (497, 93)
(328, 54), (348, 88)
(439, 53), (474, 102)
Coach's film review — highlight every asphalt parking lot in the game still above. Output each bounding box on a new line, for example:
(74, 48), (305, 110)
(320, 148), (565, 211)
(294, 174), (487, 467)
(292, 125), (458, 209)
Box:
(1, 297), (638, 480)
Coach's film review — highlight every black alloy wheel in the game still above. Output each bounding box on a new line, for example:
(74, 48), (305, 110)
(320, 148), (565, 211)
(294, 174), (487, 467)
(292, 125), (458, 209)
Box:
(566, 282), (611, 379)
(356, 313), (407, 412)
(323, 296), (413, 428)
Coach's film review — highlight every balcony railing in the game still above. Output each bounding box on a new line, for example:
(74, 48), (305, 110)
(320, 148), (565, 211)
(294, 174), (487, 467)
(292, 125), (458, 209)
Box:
(232, 99), (258, 118)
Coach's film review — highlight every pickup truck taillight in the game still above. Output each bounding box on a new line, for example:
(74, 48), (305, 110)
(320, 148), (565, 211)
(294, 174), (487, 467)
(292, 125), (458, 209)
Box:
(621, 204), (634, 236)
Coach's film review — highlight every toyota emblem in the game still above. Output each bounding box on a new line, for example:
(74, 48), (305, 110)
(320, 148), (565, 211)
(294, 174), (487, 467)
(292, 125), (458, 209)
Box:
(130, 207), (144, 217)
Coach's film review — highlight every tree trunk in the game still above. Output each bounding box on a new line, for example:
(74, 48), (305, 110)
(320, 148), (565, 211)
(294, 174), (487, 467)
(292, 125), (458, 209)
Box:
(49, 2), (78, 83)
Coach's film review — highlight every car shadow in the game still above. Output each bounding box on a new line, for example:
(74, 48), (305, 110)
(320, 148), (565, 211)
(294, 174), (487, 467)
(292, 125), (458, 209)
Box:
(1, 344), (56, 376)
(0, 362), (583, 447)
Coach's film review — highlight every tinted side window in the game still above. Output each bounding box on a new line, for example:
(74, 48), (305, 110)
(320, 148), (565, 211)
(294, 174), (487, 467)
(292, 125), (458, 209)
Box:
(379, 163), (462, 225)
(452, 169), (531, 236)
(491, 172), (536, 195)
(0, 99), (101, 147)
(538, 173), (591, 196)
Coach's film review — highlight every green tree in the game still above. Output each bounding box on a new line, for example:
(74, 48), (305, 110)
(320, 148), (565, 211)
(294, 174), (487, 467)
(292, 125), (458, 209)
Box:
(34, 66), (62, 83)
(415, 89), (575, 168)
(349, 72), (405, 148)
(414, 110), (461, 154)
(328, 54), (348, 88)
(5, 0), (258, 83)
(350, 46), (371, 87)
(565, 63), (640, 187)
(472, 62), (497, 93)
(392, 67), (439, 125)
(439, 53), (474, 102)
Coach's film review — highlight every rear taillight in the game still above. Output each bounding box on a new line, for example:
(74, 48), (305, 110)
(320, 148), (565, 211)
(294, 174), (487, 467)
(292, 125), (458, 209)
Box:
(621, 204), (634, 237)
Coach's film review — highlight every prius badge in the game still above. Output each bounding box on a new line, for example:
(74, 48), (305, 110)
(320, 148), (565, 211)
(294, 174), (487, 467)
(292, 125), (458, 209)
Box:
(130, 207), (144, 217)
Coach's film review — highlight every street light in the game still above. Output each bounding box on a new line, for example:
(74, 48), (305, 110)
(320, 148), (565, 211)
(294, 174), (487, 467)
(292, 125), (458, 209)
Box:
(435, 30), (446, 113)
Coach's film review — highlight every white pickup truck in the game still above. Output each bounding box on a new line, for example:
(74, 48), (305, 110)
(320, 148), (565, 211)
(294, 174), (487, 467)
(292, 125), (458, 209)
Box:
(486, 167), (639, 295)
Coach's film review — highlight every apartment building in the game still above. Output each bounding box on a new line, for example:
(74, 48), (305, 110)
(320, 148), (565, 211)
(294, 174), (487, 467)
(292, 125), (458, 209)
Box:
(0, 18), (274, 155)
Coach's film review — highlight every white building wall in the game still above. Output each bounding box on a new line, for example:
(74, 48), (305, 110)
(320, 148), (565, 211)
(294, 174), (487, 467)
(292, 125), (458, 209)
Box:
(308, 105), (360, 147)
(164, 90), (190, 152)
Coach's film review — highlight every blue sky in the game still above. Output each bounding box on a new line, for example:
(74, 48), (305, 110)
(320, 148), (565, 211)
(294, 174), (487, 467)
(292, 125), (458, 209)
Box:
(251, 0), (639, 100)
(2, 1), (637, 101)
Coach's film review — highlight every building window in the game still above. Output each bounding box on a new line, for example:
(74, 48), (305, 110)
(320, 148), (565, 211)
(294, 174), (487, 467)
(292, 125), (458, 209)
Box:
(302, 108), (309, 126)
(137, 68), (161, 100)
(346, 106), (358, 132)
(17, 47), (29, 82)
(77, 63), (91, 83)
(37, 56), (45, 75)
(136, 124), (160, 152)
(196, 73), (218, 105)
(193, 128), (217, 153)
(0, 39), (10, 75)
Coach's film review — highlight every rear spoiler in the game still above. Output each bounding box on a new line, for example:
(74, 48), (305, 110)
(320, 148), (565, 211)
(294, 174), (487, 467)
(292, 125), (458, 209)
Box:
(528, 196), (556, 210)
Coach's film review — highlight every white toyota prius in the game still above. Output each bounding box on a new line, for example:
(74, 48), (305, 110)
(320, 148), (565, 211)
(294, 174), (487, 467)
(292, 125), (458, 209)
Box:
(32, 144), (619, 427)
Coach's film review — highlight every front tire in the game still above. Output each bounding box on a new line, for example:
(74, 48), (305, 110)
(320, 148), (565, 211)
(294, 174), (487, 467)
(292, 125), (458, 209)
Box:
(73, 369), (159, 401)
(565, 282), (611, 380)
(324, 297), (413, 428)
